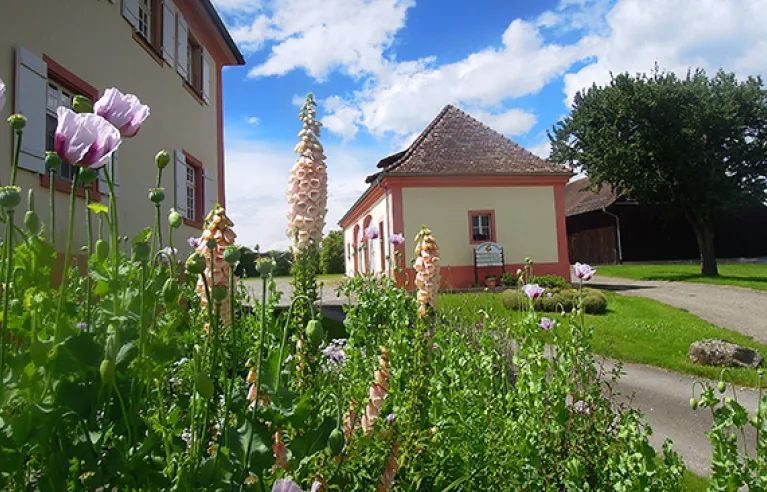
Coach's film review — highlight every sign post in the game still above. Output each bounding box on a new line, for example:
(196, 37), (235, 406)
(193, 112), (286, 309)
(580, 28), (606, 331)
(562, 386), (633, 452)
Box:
(473, 242), (505, 286)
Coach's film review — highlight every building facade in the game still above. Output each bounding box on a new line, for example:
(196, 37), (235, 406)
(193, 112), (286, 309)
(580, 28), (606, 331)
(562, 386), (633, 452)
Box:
(0, 0), (244, 260)
(339, 105), (573, 289)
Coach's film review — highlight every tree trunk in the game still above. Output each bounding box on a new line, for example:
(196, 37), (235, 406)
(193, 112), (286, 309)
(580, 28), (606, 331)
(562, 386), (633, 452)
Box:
(687, 213), (718, 276)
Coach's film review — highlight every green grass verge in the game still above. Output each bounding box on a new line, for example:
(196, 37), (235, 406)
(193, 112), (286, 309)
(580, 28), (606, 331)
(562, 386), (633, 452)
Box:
(597, 264), (767, 291)
(439, 291), (767, 387)
(682, 471), (710, 491)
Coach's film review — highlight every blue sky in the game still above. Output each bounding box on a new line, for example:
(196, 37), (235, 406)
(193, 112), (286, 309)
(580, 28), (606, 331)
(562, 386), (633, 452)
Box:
(211, 0), (767, 250)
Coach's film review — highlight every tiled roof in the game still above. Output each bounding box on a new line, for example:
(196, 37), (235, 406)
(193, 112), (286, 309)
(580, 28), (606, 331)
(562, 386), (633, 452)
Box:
(365, 105), (571, 183)
(565, 176), (618, 216)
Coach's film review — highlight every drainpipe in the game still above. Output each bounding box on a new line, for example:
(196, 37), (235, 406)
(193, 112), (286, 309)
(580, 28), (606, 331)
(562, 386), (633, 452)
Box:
(602, 207), (623, 264)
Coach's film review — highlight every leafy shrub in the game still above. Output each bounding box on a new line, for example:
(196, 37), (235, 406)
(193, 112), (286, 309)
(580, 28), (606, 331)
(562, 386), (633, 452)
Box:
(502, 287), (608, 314)
(265, 248), (293, 276)
(320, 230), (345, 274)
(500, 271), (519, 286)
(528, 273), (569, 289)
(233, 245), (258, 277)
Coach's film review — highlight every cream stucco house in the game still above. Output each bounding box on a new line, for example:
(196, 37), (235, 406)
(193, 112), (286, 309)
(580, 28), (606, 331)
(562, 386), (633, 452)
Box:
(339, 105), (573, 289)
(0, 0), (244, 265)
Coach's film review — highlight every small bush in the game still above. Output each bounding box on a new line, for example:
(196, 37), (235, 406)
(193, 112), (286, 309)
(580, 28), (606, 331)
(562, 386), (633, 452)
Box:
(528, 274), (568, 290)
(501, 272), (519, 286)
(502, 287), (607, 314)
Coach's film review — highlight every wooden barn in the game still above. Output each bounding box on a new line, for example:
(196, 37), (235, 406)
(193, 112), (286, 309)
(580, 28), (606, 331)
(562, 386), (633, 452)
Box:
(565, 177), (767, 265)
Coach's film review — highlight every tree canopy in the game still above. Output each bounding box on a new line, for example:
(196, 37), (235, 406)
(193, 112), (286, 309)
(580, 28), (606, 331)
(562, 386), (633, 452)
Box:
(320, 230), (345, 274)
(549, 67), (767, 275)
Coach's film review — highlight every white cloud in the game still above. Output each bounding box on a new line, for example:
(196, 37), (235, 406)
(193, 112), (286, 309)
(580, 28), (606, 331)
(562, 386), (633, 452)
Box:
(247, 116), (260, 125)
(562, 0), (767, 107)
(322, 96), (362, 141)
(224, 136), (381, 251)
(212, 0), (262, 14)
(528, 139), (552, 159)
(226, 0), (415, 79)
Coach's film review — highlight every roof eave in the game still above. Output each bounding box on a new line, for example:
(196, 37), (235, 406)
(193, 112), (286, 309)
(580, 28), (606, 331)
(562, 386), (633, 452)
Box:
(199, 0), (246, 66)
(338, 177), (383, 228)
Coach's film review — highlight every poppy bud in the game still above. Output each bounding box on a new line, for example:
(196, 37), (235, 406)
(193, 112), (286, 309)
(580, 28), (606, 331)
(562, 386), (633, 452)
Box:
(689, 398), (698, 410)
(45, 151), (62, 170)
(255, 258), (275, 276)
(162, 278), (180, 304)
(24, 210), (40, 234)
(306, 319), (324, 349)
(168, 209), (182, 229)
(79, 168), (99, 184)
(7, 114), (27, 131)
(186, 253), (206, 275)
(149, 187), (165, 204)
(717, 381), (726, 393)
(327, 428), (344, 456)
(195, 371), (214, 398)
(155, 150), (170, 169)
(72, 95), (93, 114)
(95, 239), (109, 262)
(212, 285), (228, 302)
(100, 358), (116, 384)
(223, 247), (241, 265)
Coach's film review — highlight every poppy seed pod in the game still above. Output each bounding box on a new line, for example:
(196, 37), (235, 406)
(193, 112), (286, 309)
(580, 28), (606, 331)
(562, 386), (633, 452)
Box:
(155, 149), (170, 169)
(149, 187), (165, 203)
(223, 247), (241, 265)
(305, 319), (324, 349)
(212, 285), (228, 302)
(132, 242), (150, 261)
(7, 114), (27, 131)
(45, 151), (62, 170)
(79, 168), (99, 184)
(255, 257), (275, 276)
(328, 428), (344, 456)
(0, 186), (21, 210)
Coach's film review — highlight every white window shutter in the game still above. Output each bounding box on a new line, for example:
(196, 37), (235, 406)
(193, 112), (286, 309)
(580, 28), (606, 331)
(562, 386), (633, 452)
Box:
(202, 48), (211, 104)
(162, 0), (176, 65)
(14, 46), (46, 174)
(122, 0), (139, 29)
(175, 14), (188, 80)
(203, 168), (215, 216)
(174, 150), (188, 217)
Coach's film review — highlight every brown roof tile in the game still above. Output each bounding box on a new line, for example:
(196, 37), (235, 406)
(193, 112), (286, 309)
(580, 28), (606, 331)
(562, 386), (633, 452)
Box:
(365, 105), (571, 183)
(565, 176), (618, 216)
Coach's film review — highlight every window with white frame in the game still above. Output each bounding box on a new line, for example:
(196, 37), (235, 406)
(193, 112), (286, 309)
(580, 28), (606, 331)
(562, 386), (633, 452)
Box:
(185, 165), (196, 220)
(471, 213), (493, 242)
(45, 81), (77, 183)
(137, 0), (152, 41)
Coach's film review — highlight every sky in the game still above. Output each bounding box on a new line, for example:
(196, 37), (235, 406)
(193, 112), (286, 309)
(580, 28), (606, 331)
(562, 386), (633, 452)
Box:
(212, 0), (767, 251)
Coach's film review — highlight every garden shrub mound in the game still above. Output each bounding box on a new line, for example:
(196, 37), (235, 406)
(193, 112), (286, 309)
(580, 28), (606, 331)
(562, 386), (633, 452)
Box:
(502, 287), (609, 314)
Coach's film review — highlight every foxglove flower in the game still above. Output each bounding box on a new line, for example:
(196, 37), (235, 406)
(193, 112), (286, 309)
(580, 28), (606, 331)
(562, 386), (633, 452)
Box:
(523, 283), (545, 299)
(0, 76), (5, 113)
(286, 93), (327, 251)
(414, 226), (440, 317)
(273, 431), (288, 471)
(54, 107), (120, 168)
(574, 262), (596, 281)
(539, 317), (553, 331)
(361, 347), (391, 435)
(94, 87), (150, 138)
(379, 442), (400, 491)
(364, 226), (379, 240)
(194, 206), (238, 326)
(389, 233), (405, 246)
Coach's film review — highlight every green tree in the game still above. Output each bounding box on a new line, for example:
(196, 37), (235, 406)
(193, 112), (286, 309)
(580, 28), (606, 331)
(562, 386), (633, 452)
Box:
(550, 68), (767, 276)
(320, 230), (345, 274)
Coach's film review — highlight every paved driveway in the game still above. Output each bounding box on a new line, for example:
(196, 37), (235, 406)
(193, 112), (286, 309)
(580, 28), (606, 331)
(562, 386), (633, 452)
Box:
(591, 275), (767, 344)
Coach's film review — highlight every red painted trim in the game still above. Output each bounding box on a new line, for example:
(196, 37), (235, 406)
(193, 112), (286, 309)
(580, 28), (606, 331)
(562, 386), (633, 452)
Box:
(467, 209), (496, 244)
(361, 215), (372, 273)
(216, 64), (225, 207)
(183, 150), (205, 222)
(381, 174), (571, 188)
(553, 183), (571, 282)
(43, 54), (98, 101)
(338, 184), (385, 228)
(352, 224), (360, 275)
(176, 0), (237, 67)
(40, 173), (101, 201)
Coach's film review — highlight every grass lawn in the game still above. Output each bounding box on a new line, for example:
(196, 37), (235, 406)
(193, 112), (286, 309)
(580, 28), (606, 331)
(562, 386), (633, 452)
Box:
(682, 471), (710, 491)
(597, 264), (767, 291)
(439, 291), (767, 387)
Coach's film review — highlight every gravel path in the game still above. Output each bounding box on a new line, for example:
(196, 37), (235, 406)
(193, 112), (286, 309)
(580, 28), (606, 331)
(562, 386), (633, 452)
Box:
(591, 275), (767, 344)
(242, 276), (349, 308)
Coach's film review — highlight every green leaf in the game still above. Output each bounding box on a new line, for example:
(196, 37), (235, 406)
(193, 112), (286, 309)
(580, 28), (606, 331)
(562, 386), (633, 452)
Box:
(55, 380), (99, 418)
(146, 339), (183, 365)
(94, 279), (110, 296)
(131, 227), (152, 246)
(289, 416), (335, 464)
(51, 333), (102, 377)
(116, 341), (138, 370)
(226, 416), (273, 474)
(87, 203), (109, 215)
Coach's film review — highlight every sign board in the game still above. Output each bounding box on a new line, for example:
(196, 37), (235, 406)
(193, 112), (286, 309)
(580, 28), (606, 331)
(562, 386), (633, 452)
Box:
(474, 242), (503, 267)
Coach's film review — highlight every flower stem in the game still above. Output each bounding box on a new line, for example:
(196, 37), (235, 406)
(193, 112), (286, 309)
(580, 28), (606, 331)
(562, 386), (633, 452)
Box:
(0, 210), (16, 384)
(54, 167), (80, 344)
(49, 169), (56, 243)
(168, 223), (177, 279)
(10, 129), (22, 186)
(85, 184), (93, 330)
(244, 275), (269, 472)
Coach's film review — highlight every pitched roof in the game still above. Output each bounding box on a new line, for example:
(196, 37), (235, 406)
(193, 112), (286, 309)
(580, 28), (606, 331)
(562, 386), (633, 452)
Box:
(564, 176), (618, 216)
(366, 105), (571, 183)
(199, 0), (246, 65)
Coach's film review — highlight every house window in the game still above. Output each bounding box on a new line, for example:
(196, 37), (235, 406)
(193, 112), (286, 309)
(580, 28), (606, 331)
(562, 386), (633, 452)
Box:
(138, 0), (152, 40)
(45, 81), (77, 183)
(469, 211), (495, 243)
(185, 165), (197, 220)
(124, 0), (165, 62)
(187, 33), (203, 94)
(176, 151), (205, 226)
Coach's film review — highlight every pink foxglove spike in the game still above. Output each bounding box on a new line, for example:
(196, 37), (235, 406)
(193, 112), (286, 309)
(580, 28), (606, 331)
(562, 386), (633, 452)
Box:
(414, 226), (440, 317)
(194, 205), (237, 327)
